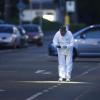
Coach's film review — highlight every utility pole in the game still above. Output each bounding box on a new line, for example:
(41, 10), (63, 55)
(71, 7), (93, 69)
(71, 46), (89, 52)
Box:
(29, 0), (33, 24)
(31, 0), (43, 28)
(39, 1), (42, 28)
(66, 0), (77, 24)
(55, 0), (65, 23)
(4, 0), (11, 21)
(17, 0), (26, 25)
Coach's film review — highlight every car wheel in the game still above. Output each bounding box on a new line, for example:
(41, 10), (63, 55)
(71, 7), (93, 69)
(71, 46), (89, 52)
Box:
(37, 42), (43, 46)
(37, 39), (43, 46)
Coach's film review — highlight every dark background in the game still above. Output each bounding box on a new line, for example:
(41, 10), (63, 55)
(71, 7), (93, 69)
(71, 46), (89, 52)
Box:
(77, 0), (100, 25)
(0, 0), (100, 25)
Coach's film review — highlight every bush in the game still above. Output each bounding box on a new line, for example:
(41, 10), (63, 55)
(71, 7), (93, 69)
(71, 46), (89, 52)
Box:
(10, 17), (19, 25)
(11, 16), (87, 33)
(33, 17), (87, 32)
(69, 23), (87, 32)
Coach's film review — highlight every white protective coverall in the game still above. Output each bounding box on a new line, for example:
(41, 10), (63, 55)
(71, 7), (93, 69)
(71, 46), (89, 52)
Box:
(53, 28), (74, 80)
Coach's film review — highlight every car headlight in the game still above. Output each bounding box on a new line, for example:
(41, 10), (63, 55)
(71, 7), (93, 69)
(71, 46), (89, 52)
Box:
(4, 36), (13, 42)
(7, 34), (17, 42)
(26, 35), (29, 39)
(33, 35), (39, 39)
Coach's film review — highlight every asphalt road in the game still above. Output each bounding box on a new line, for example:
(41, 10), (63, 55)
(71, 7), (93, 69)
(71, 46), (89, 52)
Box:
(0, 33), (100, 100)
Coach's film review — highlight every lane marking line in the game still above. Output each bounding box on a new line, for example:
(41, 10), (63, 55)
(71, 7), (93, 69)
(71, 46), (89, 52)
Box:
(74, 89), (91, 100)
(35, 70), (45, 74)
(43, 72), (52, 75)
(26, 92), (43, 100)
(42, 89), (49, 93)
(18, 81), (91, 84)
(26, 85), (59, 100)
(35, 70), (52, 75)
(0, 89), (6, 92)
(75, 66), (100, 79)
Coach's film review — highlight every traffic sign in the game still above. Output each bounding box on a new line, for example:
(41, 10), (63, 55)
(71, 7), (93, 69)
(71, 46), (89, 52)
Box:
(17, 1), (26, 10)
(66, 1), (75, 12)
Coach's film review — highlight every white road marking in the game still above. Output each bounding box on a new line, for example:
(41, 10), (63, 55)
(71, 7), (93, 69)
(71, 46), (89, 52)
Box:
(42, 89), (49, 93)
(48, 87), (55, 90)
(26, 92), (43, 100)
(73, 64), (100, 100)
(18, 81), (91, 84)
(35, 70), (45, 74)
(74, 89), (91, 100)
(25, 84), (59, 100)
(43, 72), (51, 75)
(26, 61), (100, 100)
(0, 89), (6, 92)
(25, 80), (91, 100)
(35, 69), (52, 75)
(76, 65), (100, 78)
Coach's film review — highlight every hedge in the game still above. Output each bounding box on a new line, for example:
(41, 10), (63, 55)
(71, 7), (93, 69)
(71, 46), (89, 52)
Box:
(33, 17), (86, 32)
(11, 17), (87, 32)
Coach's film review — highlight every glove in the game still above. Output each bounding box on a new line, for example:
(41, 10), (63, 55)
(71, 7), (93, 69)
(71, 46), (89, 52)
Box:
(56, 45), (61, 48)
(62, 46), (67, 49)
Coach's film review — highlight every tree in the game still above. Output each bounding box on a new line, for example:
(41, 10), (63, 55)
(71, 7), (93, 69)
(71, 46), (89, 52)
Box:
(4, 0), (11, 21)
(0, 0), (4, 19)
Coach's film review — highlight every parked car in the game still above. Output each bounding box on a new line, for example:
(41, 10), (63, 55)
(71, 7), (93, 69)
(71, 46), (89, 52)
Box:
(48, 25), (100, 58)
(20, 24), (44, 46)
(18, 26), (29, 47)
(0, 24), (21, 48)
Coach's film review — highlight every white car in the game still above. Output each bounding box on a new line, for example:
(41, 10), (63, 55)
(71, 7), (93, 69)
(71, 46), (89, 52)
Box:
(0, 24), (21, 48)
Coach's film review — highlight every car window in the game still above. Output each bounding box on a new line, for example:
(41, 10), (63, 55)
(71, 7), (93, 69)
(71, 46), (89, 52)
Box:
(84, 27), (100, 39)
(18, 27), (26, 35)
(85, 31), (100, 39)
(0, 26), (13, 33)
(23, 26), (38, 32)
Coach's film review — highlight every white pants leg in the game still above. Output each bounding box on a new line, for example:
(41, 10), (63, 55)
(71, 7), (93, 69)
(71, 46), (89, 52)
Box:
(65, 50), (73, 79)
(58, 54), (66, 78)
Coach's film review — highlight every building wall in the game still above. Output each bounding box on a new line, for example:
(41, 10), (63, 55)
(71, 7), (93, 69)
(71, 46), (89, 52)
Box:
(22, 9), (57, 22)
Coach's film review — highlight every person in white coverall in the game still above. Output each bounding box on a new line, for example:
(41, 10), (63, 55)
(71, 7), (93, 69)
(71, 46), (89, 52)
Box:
(53, 25), (74, 81)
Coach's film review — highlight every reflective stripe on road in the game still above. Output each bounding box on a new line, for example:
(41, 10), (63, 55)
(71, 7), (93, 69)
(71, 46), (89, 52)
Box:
(18, 81), (91, 84)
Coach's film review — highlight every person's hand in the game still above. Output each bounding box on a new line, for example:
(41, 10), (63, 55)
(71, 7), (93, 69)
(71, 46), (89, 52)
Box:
(62, 46), (67, 49)
(56, 45), (61, 48)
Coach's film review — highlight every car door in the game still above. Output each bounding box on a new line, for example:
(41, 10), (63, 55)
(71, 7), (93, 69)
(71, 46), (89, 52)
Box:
(76, 27), (100, 56)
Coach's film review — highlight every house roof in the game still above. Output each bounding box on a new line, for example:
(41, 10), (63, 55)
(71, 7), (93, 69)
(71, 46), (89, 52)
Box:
(31, 0), (53, 2)
(28, 1), (55, 9)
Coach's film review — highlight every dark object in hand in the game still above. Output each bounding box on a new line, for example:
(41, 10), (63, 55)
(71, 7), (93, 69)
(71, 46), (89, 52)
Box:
(56, 45), (61, 48)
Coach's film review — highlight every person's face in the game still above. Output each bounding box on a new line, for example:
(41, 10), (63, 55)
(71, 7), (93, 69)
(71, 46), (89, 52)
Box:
(60, 29), (66, 36)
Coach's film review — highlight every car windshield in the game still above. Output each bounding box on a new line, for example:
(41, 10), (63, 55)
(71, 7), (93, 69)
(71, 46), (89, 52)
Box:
(0, 26), (13, 33)
(23, 26), (38, 32)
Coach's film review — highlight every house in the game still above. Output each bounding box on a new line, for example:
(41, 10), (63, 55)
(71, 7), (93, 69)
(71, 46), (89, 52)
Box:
(21, 0), (60, 22)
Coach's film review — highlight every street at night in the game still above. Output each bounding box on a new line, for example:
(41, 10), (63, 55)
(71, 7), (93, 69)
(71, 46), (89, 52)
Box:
(0, 33), (100, 100)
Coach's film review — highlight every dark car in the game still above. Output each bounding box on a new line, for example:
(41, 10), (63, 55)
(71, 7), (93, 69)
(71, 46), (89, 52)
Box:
(48, 25), (100, 58)
(20, 24), (44, 46)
